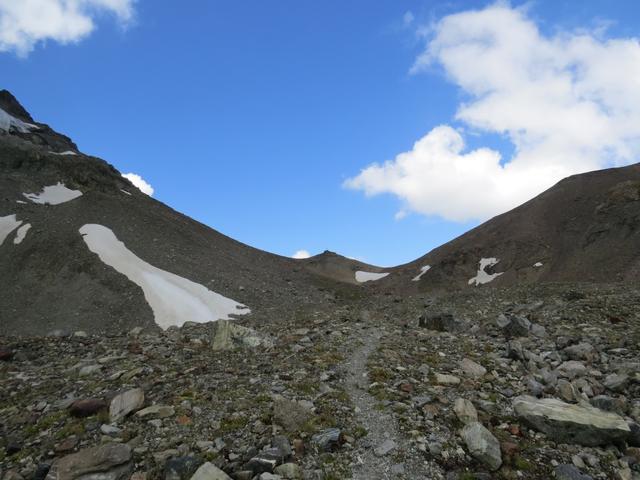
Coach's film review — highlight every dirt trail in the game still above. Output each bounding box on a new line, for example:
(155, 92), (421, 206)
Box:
(344, 323), (441, 479)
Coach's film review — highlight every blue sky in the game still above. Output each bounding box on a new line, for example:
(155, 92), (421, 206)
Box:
(2, 1), (640, 266)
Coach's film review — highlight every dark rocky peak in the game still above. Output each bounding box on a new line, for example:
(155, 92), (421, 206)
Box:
(0, 89), (35, 122)
(0, 89), (78, 153)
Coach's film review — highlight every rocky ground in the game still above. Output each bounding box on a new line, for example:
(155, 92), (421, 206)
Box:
(2, 283), (640, 480)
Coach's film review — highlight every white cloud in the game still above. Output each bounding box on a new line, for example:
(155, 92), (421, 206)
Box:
(347, 3), (640, 222)
(122, 172), (153, 196)
(292, 249), (311, 259)
(403, 11), (415, 26)
(0, 0), (135, 56)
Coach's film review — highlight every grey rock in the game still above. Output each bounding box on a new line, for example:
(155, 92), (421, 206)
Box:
(454, 398), (478, 425)
(530, 323), (547, 337)
(109, 388), (144, 423)
(554, 464), (593, 480)
(78, 365), (101, 377)
(45, 444), (132, 480)
(460, 422), (502, 471)
(564, 343), (598, 363)
(558, 361), (587, 379)
(513, 395), (630, 446)
(164, 457), (203, 480)
(527, 378), (545, 397)
(557, 379), (577, 403)
(271, 436), (292, 459)
(189, 463), (231, 480)
(590, 395), (625, 413)
(435, 373), (460, 385)
(628, 422), (640, 448)
(603, 373), (629, 393)
(311, 429), (343, 452)
(244, 450), (282, 475)
(273, 463), (302, 479)
(373, 439), (397, 457)
(501, 315), (531, 338)
(459, 358), (487, 379)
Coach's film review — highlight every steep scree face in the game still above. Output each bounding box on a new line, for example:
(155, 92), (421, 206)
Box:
(0, 93), (342, 335)
(389, 163), (640, 292)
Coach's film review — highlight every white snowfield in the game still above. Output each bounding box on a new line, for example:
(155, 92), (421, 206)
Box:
(355, 271), (389, 283)
(533, 262), (543, 267)
(50, 151), (78, 156)
(0, 215), (22, 246)
(0, 108), (37, 133)
(14, 223), (31, 244)
(412, 265), (431, 281)
(469, 257), (504, 286)
(24, 182), (83, 205)
(79, 224), (251, 330)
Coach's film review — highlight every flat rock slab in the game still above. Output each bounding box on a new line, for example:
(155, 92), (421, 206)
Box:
(45, 443), (132, 480)
(513, 395), (630, 446)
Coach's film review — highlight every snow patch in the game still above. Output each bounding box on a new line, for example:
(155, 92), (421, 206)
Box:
(121, 189), (132, 196)
(79, 224), (251, 329)
(16, 200), (26, 204)
(533, 262), (543, 268)
(355, 271), (389, 283)
(0, 215), (22, 246)
(412, 265), (431, 282)
(23, 182), (83, 205)
(0, 108), (37, 133)
(13, 223), (31, 244)
(469, 258), (504, 286)
(50, 151), (78, 156)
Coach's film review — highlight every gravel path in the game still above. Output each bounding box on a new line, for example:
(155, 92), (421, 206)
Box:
(345, 323), (442, 479)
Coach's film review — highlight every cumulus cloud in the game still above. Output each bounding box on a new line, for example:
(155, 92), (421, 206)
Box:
(346, 3), (640, 222)
(292, 250), (311, 259)
(0, 0), (135, 56)
(122, 172), (153, 196)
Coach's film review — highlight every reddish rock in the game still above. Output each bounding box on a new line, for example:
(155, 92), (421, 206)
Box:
(69, 399), (107, 418)
(175, 415), (192, 426)
(501, 441), (519, 458)
(292, 439), (305, 457)
(0, 347), (13, 361)
(399, 383), (413, 393)
(508, 424), (522, 436)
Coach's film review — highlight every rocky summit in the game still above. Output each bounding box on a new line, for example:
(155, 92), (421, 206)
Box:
(1, 91), (640, 480)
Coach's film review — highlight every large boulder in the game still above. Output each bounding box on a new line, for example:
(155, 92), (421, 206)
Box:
(513, 396), (630, 446)
(45, 444), (132, 480)
(460, 422), (502, 471)
(109, 388), (145, 423)
(211, 320), (273, 351)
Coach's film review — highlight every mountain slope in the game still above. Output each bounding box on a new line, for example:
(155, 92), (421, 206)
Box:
(387, 163), (640, 291)
(0, 91), (359, 335)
